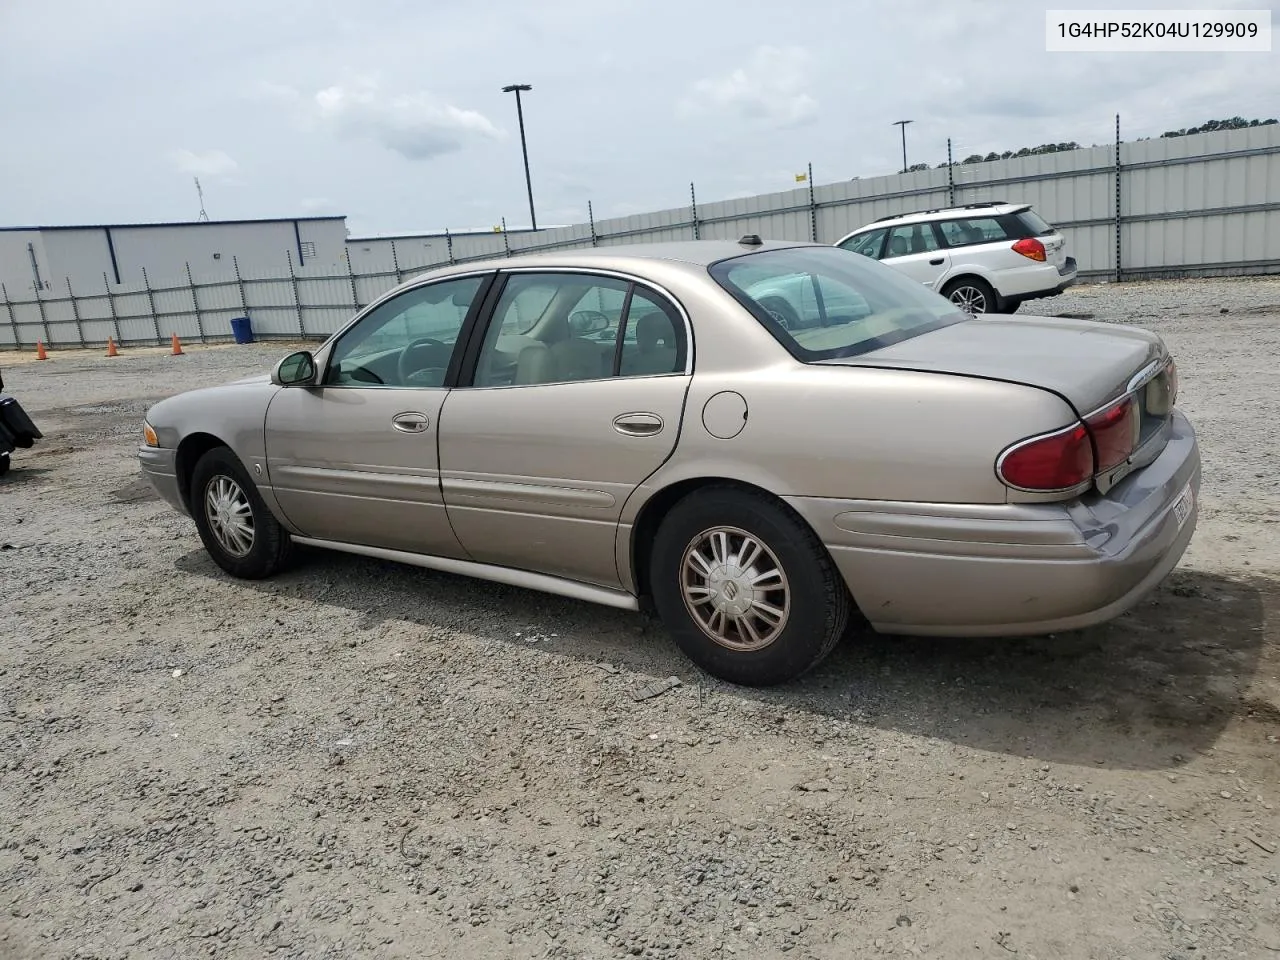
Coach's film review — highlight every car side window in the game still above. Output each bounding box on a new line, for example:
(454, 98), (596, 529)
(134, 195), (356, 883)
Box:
(837, 227), (888, 259)
(937, 217), (1010, 248)
(618, 288), (687, 377)
(324, 275), (486, 388)
(886, 223), (941, 257)
(470, 273), (687, 387)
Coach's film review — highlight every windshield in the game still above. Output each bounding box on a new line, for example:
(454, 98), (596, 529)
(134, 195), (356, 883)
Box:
(708, 246), (968, 361)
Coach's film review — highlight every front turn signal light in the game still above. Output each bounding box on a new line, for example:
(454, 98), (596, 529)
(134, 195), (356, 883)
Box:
(143, 422), (159, 447)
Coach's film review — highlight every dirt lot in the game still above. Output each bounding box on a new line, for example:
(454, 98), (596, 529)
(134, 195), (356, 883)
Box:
(2, 277), (1279, 960)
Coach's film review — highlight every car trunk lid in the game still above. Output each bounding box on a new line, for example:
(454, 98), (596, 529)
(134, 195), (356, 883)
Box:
(820, 314), (1166, 414)
(821, 314), (1177, 494)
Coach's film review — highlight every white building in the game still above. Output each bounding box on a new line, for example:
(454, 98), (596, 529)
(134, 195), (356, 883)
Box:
(0, 216), (349, 297)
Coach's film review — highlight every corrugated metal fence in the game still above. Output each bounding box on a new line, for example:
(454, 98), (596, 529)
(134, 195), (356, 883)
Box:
(3, 120), (1278, 350)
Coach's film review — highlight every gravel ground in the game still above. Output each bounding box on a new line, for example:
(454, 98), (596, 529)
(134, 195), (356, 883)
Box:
(2, 277), (1279, 960)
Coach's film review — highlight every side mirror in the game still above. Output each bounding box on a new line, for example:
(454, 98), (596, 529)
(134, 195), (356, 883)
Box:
(272, 350), (317, 386)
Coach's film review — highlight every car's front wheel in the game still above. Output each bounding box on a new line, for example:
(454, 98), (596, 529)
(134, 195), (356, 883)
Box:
(190, 445), (292, 579)
(648, 486), (851, 687)
(942, 276), (997, 315)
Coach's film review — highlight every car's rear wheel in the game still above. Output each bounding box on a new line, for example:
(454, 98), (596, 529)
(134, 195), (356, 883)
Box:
(1000, 296), (1023, 314)
(942, 276), (997, 315)
(190, 445), (291, 579)
(648, 485), (851, 687)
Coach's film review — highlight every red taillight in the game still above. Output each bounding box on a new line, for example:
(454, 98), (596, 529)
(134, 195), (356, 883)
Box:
(1011, 237), (1046, 261)
(1086, 396), (1139, 473)
(998, 423), (1094, 491)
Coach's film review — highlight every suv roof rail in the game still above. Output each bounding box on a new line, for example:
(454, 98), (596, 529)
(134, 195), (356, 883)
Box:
(871, 200), (1013, 224)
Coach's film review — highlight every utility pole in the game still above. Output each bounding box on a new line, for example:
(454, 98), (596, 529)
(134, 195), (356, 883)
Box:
(501, 83), (537, 231)
(893, 119), (913, 173)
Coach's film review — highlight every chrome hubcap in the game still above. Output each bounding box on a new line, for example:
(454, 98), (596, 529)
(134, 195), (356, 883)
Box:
(680, 526), (790, 652)
(950, 286), (988, 314)
(204, 475), (254, 557)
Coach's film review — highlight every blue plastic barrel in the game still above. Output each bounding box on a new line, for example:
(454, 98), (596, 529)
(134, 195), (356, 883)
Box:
(230, 316), (254, 344)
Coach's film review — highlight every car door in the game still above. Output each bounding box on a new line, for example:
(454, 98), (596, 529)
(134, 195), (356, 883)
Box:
(881, 222), (951, 290)
(437, 269), (691, 589)
(263, 272), (495, 556)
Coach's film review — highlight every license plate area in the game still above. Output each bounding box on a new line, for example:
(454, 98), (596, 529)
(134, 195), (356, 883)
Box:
(1172, 482), (1194, 529)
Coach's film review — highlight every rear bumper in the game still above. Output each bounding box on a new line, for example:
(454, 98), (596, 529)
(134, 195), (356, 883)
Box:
(996, 256), (1077, 302)
(137, 445), (187, 515)
(786, 409), (1200, 637)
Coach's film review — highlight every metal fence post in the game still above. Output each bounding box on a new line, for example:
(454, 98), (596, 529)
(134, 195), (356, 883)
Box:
(141, 266), (161, 344)
(286, 251), (305, 335)
(947, 138), (955, 207)
(345, 248), (360, 309)
(588, 201), (598, 247)
(446, 228), (455, 264)
(807, 163), (817, 242)
(103, 273), (122, 344)
(1114, 113), (1123, 283)
(390, 240), (403, 284)
(1, 282), (19, 348)
(690, 182), (700, 240)
(232, 256), (249, 321)
(501, 218), (511, 256)
(185, 262), (206, 342)
(33, 284), (50, 347)
(66, 277), (85, 346)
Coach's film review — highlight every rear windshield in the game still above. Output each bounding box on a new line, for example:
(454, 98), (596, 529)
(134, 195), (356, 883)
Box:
(708, 246), (967, 361)
(1017, 209), (1056, 235)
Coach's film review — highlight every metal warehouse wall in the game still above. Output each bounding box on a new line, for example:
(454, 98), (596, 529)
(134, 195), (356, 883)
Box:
(3, 123), (1278, 349)
(0, 218), (350, 298)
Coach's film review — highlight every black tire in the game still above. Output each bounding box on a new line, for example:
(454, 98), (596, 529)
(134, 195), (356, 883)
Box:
(648, 485), (852, 687)
(759, 296), (802, 330)
(942, 276), (998, 315)
(1000, 296), (1023, 314)
(189, 445), (291, 579)
(0, 452), (9, 476)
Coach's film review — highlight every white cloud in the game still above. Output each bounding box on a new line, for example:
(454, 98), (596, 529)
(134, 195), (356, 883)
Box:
(168, 148), (238, 178)
(310, 77), (503, 160)
(678, 45), (818, 127)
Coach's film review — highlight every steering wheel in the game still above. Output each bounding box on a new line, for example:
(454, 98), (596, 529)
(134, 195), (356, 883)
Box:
(398, 337), (450, 386)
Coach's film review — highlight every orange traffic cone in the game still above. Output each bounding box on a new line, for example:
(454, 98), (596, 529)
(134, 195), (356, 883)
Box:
(106, 337), (119, 357)
(36, 340), (47, 360)
(170, 333), (184, 356)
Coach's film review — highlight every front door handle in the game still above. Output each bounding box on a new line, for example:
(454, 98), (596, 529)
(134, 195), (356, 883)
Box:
(613, 412), (664, 437)
(929, 258), (944, 265)
(392, 411), (430, 433)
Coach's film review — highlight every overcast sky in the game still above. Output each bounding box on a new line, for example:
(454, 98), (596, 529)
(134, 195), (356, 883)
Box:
(2, 0), (1277, 236)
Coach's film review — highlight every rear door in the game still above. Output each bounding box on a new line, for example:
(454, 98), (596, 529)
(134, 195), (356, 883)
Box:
(436, 269), (692, 588)
(880, 222), (951, 290)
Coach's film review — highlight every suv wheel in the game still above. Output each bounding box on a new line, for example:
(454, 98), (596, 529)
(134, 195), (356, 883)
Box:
(942, 277), (997, 315)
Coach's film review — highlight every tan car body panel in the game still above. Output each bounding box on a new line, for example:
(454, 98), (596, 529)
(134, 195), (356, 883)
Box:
(140, 240), (1199, 638)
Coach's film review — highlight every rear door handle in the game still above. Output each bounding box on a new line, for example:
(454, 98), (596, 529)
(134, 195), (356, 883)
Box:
(613, 412), (664, 437)
(392, 411), (430, 433)
(929, 258), (944, 265)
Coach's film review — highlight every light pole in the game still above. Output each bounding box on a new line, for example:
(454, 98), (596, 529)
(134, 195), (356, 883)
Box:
(893, 119), (913, 173)
(501, 83), (537, 231)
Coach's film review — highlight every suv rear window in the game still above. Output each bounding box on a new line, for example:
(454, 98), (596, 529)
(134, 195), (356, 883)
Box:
(1016, 209), (1056, 236)
(937, 217), (1010, 247)
(709, 246), (966, 361)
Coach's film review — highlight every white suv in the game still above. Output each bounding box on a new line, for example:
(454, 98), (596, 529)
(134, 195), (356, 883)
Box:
(833, 202), (1077, 314)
